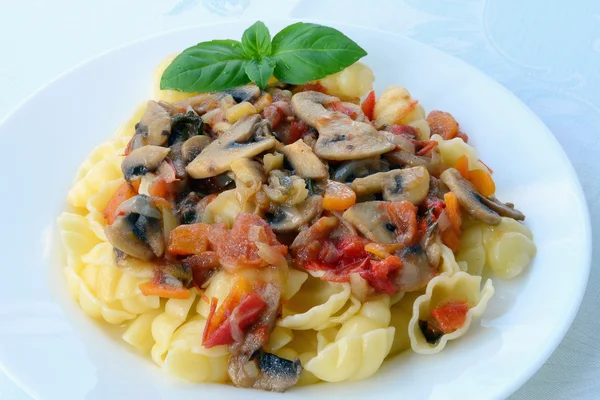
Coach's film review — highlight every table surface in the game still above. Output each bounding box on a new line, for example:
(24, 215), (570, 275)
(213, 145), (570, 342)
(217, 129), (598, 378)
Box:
(1, 1), (599, 399)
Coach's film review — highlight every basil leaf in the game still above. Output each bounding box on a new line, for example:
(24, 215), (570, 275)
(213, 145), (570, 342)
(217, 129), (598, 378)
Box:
(271, 22), (367, 84)
(245, 58), (275, 90)
(242, 21), (272, 58)
(160, 40), (250, 93)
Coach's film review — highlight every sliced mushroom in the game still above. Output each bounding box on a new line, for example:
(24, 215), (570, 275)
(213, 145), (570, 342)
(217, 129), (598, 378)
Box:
(181, 135), (212, 164)
(440, 168), (525, 224)
(266, 195), (322, 232)
(135, 101), (172, 146)
(342, 201), (397, 244)
(104, 195), (164, 260)
(291, 91), (394, 160)
(332, 158), (389, 183)
(186, 115), (277, 179)
(386, 149), (441, 175)
(170, 93), (225, 115)
(280, 139), (328, 179)
(351, 166), (430, 205)
(121, 145), (170, 182)
(223, 84), (261, 103)
(231, 158), (265, 205)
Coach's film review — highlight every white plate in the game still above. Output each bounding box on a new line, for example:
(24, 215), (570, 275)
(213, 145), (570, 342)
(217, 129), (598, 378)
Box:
(0, 20), (590, 400)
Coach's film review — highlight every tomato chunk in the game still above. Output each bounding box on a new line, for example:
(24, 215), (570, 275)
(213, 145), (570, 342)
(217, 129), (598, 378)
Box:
(427, 110), (459, 140)
(361, 90), (376, 120)
(431, 301), (469, 333)
(168, 223), (210, 255)
(208, 213), (287, 271)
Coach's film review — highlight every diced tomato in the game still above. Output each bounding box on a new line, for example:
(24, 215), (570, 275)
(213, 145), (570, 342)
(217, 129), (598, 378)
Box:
(208, 213), (288, 271)
(330, 101), (359, 119)
(423, 197), (444, 219)
(456, 131), (469, 143)
(261, 105), (283, 129)
(431, 301), (469, 333)
(441, 228), (461, 251)
(385, 201), (418, 246)
(203, 291), (266, 348)
(167, 223), (211, 255)
(359, 255), (403, 295)
(361, 90), (376, 120)
(288, 120), (309, 144)
(390, 124), (418, 137)
(139, 282), (190, 299)
(103, 182), (137, 225)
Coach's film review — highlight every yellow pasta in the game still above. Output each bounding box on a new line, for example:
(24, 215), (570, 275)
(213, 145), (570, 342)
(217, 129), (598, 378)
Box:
(314, 62), (374, 99)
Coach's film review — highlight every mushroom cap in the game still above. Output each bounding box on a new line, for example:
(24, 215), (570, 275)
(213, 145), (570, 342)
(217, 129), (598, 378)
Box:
(332, 158), (388, 183)
(280, 139), (328, 179)
(267, 196), (322, 233)
(314, 113), (395, 160)
(351, 166), (430, 205)
(342, 201), (397, 244)
(440, 168), (525, 225)
(181, 135), (212, 164)
(222, 84), (261, 103)
(121, 145), (171, 182)
(137, 101), (172, 146)
(104, 195), (164, 260)
(291, 91), (394, 161)
(186, 115), (276, 179)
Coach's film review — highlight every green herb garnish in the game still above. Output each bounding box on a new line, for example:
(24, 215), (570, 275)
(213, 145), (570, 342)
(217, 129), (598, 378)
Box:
(160, 21), (367, 93)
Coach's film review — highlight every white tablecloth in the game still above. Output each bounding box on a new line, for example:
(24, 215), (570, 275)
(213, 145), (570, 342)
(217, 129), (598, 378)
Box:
(1, 1), (598, 398)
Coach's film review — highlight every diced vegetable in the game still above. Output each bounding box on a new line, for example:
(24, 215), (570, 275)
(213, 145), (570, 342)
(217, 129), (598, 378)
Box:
(167, 223), (211, 255)
(330, 101), (359, 119)
(288, 120), (309, 144)
(139, 282), (191, 299)
(453, 155), (470, 179)
(430, 301), (469, 333)
(323, 180), (357, 211)
(426, 110), (459, 140)
(361, 90), (376, 120)
(441, 228), (461, 251)
(226, 101), (258, 124)
(103, 182), (137, 225)
(253, 93), (273, 113)
(469, 169), (496, 196)
(443, 192), (462, 234)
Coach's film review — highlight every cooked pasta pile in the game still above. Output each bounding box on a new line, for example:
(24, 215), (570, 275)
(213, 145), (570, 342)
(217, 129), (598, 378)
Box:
(57, 57), (536, 391)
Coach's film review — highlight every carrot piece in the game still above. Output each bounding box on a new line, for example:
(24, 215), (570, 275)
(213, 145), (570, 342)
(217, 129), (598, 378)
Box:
(323, 180), (357, 211)
(361, 90), (376, 120)
(431, 301), (469, 333)
(103, 182), (137, 225)
(427, 110), (459, 140)
(469, 169), (496, 197)
(416, 141), (438, 156)
(453, 155), (470, 179)
(441, 229), (461, 251)
(167, 223), (211, 255)
(443, 192), (462, 234)
(456, 131), (469, 143)
(139, 282), (191, 299)
(148, 178), (169, 199)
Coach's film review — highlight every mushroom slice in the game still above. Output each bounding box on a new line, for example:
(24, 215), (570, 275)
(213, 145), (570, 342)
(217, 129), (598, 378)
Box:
(181, 135), (212, 164)
(440, 168), (525, 224)
(351, 166), (430, 205)
(136, 101), (172, 146)
(186, 115), (277, 179)
(280, 139), (328, 179)
(291, 91), (394, 161)
(223, 84), (261, 103)
(342, 201), (397, 244)
(122, 145), (171, 182)
(267, 196), (322, 233)
(386, 149), (440, 174)
(395, 244), (437, 292)
(171, 93), (225, 115)
(104, 195), (164, 260)
(332, 158), (388, 183)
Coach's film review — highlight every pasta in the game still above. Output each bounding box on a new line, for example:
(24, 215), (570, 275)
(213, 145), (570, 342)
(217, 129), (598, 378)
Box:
(408, 272), (495, 354)
(304, 296), (395, 382)
(57, 43), (537, 391)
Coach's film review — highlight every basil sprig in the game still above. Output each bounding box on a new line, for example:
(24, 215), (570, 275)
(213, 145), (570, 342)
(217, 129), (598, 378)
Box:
(160, 21), (367, 92)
